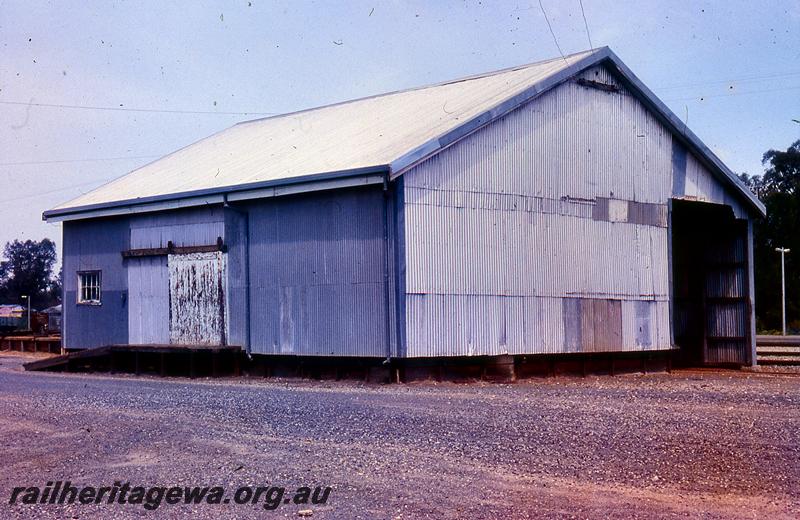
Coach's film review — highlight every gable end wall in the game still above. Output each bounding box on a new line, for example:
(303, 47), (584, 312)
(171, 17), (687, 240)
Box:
(400, 64), (747, 357)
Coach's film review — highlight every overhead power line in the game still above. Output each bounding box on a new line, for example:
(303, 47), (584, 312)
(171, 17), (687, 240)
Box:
(0, 155), (160, 167)
(0, 178), (108, 204)
(578, 0), (593, 50)
(538, 0), (567, 63)
(1, 69), (798, 119)
(0, 99), (276, 116)
(1, 83), (798, 172)
(2, 82), (797, 203)
(655, 70), (800, 91)
(663, 84), (800, 102)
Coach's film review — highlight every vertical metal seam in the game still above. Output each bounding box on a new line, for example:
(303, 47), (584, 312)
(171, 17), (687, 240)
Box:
(382, 175), (392, 360)
(243, 211), (251, 354)
(667, 198), (675, 348)
(394, 177), (408, 358)
(746, 219), (757, 366)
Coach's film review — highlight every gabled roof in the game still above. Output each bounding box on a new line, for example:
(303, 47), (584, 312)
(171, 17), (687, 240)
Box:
(45, 47), (765, 221)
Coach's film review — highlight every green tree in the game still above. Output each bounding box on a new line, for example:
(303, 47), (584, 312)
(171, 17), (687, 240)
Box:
(747, 140), (800, 332)
(0, 239), (59, 310)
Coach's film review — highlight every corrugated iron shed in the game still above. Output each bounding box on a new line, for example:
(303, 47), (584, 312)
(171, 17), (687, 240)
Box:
(50, 46), (762, 368)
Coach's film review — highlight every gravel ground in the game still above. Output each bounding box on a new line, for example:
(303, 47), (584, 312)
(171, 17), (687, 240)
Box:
(0, 352), (798, 519)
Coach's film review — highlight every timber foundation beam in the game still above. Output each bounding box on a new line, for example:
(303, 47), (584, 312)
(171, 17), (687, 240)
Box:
(24, 348), (690, 383)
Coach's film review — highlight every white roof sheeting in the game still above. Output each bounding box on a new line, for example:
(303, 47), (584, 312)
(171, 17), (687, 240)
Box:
(51, 51), (593, 212)
(47, 47), (764, 218)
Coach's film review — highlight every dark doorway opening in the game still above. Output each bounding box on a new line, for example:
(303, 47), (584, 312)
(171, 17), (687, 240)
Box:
(671, 200), (752, 366)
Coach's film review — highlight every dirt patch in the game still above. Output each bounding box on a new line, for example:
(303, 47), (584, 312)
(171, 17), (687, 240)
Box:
(0, 353), (798, 518)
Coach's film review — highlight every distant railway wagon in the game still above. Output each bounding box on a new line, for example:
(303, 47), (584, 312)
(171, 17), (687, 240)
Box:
(0, 316), (26, 334)
(45, 48), (763, 370)
(0, 305), (25, 334)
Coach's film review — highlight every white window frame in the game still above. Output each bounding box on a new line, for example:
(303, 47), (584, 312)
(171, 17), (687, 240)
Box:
(77, 270), (102, 305)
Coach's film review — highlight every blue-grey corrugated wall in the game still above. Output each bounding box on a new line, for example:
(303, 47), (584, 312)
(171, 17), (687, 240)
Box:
(64, 206), (227, 349)
(62, 217), (130, 349)
(127, 206), (225, 345)
(61, 196), (392, 355)
(399, 63), (755, 360)
(225, 206), (249, 351)
(242, 186), (393, 357)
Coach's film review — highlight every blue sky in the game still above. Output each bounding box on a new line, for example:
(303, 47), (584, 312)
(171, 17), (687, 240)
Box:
(1, 1), (799, 261)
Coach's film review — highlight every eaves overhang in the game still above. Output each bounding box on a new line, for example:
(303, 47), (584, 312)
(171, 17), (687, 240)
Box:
(43, 165), (389, 222)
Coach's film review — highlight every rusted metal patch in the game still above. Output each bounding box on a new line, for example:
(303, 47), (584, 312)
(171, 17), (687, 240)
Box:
(627, 201), (667, 227)
(575, 77), (620, 93)
(582, 299), (623, 352)
(562, 298), (582, 353)
(563, 298), (623, 352)
(279, 286), (296, 354)
(593, 197), (667, 227)
(122, 237), (226, 258)
(405, 187), (596, 220)
(591, 197), (609, 222)
(168, 252), (226, 346)
(634, 300), (653, 348)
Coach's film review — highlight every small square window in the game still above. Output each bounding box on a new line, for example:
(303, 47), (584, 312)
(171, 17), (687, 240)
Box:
(77, 271), (102, 304)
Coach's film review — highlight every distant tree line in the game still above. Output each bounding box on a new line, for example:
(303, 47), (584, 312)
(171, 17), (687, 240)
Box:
(739, 139), (800, 333)
(0, 239), (61, 310)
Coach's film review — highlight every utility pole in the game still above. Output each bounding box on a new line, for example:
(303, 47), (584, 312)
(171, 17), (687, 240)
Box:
(775, 248), (790, 336)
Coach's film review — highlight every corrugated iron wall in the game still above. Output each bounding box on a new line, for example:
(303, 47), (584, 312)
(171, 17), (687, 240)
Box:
(672, 143), (749, 219)
(64, 208), (228, 349)
(62, 217), (130, 349)
(401, 64), (690, 358)
(703, 223), (750, 364)
(672, 132), (753, 365)
(63, 194), (395, 355)
(129, 206), (225, 249)
(244, 187), (393, 357)
(127, 255), (169, 344)
(126, 207), (225, 345)
(225, 207), (249, 351)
